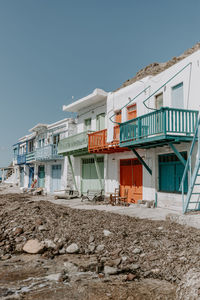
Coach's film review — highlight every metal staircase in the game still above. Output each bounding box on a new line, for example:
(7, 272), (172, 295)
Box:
(180, 117), (200, 213)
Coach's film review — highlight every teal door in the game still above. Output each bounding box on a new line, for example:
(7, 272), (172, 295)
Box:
(159, 164), (175, 192)
(20, 167), (24, 187)
(51, 165), (61, 192)
(38, 166), (45, 188)
(81, 157), (104, 194)
(159, 152), (188, 193)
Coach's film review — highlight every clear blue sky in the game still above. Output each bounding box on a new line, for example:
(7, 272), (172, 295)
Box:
(0, 0), (200, 166)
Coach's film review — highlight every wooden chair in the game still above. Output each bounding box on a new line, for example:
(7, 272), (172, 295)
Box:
(109, 193), (117, 206)
(119, 188), (129, 206)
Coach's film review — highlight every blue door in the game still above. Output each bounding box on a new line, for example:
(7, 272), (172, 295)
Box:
(28, 167), (34, 188)
(20, 167), (24, 187)
(38, 166), (45, 188)
(51, 165), (61, 192)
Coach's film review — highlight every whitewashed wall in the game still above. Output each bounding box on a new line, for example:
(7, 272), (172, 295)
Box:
(107, 50), (200, 143)
(77, 101), (106, 133)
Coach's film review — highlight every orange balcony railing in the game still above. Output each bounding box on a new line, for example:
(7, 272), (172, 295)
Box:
(88, 126), (127, 154)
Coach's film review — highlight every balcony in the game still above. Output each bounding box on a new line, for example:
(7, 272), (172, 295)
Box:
(26, 151), (35, 163)
(88, 126), (128, 153)
(120, 107), (199, 149)
(17, 154), (26, 165)
(58, 131), (93, 156)
(35, 144), (63, 161)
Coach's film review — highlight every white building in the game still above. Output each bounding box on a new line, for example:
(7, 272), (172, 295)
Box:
(59, 47), (200, 212)
(58, 89), (108, 194)
(13, 118), (76, 193)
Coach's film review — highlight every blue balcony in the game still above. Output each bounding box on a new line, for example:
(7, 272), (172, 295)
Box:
(17, 154), (26, 165)
(35, 144), (63, 161)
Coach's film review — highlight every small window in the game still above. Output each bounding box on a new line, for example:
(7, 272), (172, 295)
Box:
(28, 140), (34, 153)
(115, 111), (122, 123)
(171, 82), (183, 109)
(127, 104), (137, 120)
(84, 118), (91, 131)
(53, 134), (60, 145)
(155, 93), (163, 110)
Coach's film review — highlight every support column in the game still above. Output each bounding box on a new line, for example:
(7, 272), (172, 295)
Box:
(168, 143), (186, 166)
(93, 154), (103, 189)
(67, 155), (78, 191)
(131, 148), (152, 175)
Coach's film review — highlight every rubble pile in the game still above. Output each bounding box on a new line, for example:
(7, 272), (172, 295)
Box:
(116, 42), (200, 91)
(0, 193), (200, 287)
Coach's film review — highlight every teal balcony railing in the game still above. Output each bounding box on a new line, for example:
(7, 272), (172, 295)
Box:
(120, 107), (199, 148)
(58, 131), (94, 156)
(35, 144), (63, 161)
(26, 151), (35, 163)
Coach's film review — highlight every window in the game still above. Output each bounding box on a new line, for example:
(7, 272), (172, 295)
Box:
(127, 104), (137, 120)
(96, 113), (105, 131)
(171, 82), (183, 109)
(38, 138), (45, 148)
(28, 140), (34, 153)
(115, 111), (122, 123)
(159, 152), (188, 193)
(155, 93), (163, 110)
(84, 118), (91, 131)
(53, 134), (60, 146)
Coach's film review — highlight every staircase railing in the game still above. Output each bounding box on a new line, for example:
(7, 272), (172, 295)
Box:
(180, 117), (200, 213)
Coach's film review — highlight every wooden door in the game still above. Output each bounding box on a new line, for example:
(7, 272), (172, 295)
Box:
(120, 159), (142, 203)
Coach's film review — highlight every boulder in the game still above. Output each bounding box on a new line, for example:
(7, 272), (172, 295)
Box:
(23, 239), (45, 254)
(66, 243), (79, 254)
(104, 266), (118, 275)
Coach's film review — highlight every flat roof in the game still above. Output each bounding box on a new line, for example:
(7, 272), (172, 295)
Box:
(63, 88), (107, 113)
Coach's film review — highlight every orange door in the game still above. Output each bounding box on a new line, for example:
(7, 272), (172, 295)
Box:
(127, 104), (137, 120)
(120, 158), (142, 203)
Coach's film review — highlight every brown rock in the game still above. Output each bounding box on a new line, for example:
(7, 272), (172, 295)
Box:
(13, 227), (23, 236)
(23, 239), (45, 254)
(126, 273), (136, 281)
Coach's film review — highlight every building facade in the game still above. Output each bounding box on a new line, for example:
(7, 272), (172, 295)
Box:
(13, 118), (76, 193)
(59, 49), (200, 211)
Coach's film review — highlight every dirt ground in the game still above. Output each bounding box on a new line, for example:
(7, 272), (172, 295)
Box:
(1, 190), (200, 299)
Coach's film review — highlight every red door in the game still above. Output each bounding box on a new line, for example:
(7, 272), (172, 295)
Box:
(120, 159), (142, 203)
